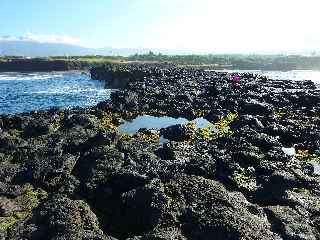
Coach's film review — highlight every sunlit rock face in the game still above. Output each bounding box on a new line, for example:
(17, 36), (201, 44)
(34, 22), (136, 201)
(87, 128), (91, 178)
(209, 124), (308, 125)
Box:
(90, 65), (146, 89)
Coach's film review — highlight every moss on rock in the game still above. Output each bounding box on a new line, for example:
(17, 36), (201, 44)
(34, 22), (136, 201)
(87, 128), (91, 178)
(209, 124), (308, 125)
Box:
(0, 185), (48, 236)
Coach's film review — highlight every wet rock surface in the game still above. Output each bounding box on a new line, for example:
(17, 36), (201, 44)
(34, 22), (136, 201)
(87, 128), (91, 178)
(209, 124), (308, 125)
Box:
(0, 64), (320, 239)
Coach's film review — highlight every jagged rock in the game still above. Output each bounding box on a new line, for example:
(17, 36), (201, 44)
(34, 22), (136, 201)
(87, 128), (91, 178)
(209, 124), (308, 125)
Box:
(1, 64), (320, 239)
(23, 119), (53, 138)
(160, 124), (195, 142)
(63, 114), (98, 129)
(241, 100), (272, 115)
(74, 146), (125, 197)
(265, 205), (318, 240)
(8, 195), (113, 240)
(109, 176), (281, 239)
(309, 161), (320, 176)
(23, 153), (79, 190)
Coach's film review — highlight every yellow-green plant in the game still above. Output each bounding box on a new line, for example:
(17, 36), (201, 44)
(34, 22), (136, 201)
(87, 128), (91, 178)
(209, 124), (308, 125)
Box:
(233, 167), (257, 191)
(215, 112), (238, 137)
(0, 186), (48, 234)
(137, 131), (160, 143)
(119, 133), (133, 142)
(274, 108), (287, 119)
(99, 115), (117, 131)
(191, 112), (238, 142)
(192, 125), (216, 141)
(292, 187), (311, 194)
(296, 149), (320, 162)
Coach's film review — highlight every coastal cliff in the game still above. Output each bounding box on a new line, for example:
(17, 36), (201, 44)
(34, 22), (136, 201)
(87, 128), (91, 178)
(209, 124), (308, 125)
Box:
(0, 64), (320, 239)
(0, 59), (93, 72)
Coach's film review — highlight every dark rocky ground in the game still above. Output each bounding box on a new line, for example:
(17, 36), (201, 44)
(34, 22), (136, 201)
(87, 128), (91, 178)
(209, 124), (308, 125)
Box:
(0, 63), (320, 239)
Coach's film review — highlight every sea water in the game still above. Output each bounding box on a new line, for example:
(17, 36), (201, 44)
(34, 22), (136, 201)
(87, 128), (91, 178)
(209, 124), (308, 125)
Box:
(0, 71), (111, 114)
(213, 69), (320, 85)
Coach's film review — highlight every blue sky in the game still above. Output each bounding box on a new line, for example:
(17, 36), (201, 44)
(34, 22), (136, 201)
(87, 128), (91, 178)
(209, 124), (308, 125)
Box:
(1, 0), (320, 53)
(1, 0), (190, 48)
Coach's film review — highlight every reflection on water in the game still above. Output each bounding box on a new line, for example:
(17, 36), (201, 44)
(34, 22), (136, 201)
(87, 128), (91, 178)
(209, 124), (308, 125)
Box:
(119, 115), (212, 134)
(119, 115), (213, 144)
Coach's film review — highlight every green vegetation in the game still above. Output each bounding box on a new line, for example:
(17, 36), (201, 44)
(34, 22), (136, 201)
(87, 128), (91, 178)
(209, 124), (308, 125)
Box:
(2, 53), (320, 70)
(98, 114), (119, 131)
(119, 133), (133, 142)
(118, 130), (160, 144)
(292, 187), (311, 194)
(49, 55), (127, 63)
(0, 55), (127, 63)
(274, 107), (288, 119)
(136, 131), (160, 143)
(215, 112), (238, 137)
(128, 52), (320, 70)
(191, 112), (238, 142)
(296, 149), (320, 162)
(233, 167), (257, 191)
(192, 124), (215, 141)
(0, 186), (48, 235)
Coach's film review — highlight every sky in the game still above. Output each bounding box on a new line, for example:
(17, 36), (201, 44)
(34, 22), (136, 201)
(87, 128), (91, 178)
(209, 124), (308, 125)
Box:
(1, 0), (319, 53)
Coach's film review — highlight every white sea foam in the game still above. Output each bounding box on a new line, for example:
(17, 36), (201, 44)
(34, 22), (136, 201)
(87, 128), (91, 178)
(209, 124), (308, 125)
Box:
(29, 88), (110, 95)
(0, 73), (64, 81)
(0, 71), (111, 114)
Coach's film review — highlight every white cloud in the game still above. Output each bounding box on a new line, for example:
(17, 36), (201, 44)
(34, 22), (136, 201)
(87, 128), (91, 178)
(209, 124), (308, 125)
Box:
(1, 0), (320, 53)
(0, 33), (85, 46)
(143, 0), (320, 53)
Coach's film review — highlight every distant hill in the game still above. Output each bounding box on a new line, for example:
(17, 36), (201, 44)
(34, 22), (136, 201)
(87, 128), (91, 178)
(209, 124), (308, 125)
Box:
(0, 40), (98, 57)
(0, 40), (205, 57)
(0, 40), (150, 57)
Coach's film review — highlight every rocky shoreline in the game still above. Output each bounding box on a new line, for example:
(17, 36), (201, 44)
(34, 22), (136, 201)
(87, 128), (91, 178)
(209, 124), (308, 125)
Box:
(0, 59), (95, 72)
(0, 63), (320, 239)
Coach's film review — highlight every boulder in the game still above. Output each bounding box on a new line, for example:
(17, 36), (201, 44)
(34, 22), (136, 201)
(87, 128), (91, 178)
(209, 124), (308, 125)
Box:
(160, 124), (196, 142)
(8, 195), (113, 240)
(24, 119), (53, 138)
(241, 100), (272, 115)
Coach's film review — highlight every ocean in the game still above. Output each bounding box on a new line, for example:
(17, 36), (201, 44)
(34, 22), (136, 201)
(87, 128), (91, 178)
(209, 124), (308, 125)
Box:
(0, 71), (111, 114)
